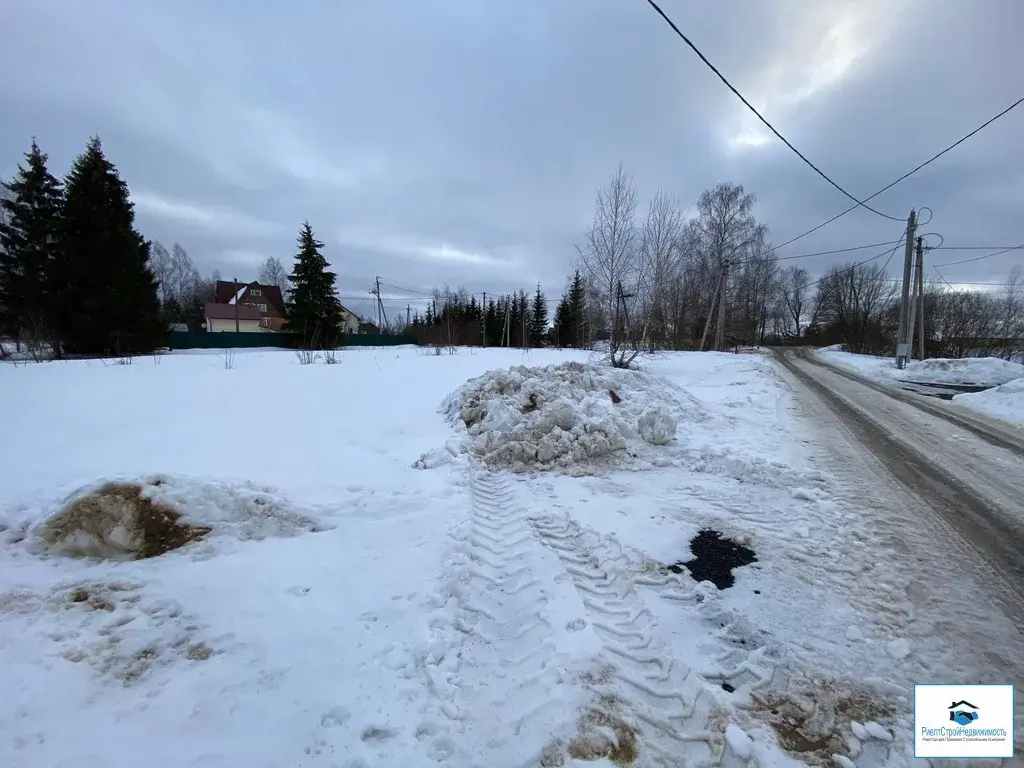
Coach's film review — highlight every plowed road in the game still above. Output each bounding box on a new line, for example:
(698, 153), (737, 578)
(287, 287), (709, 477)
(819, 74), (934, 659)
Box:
(774, 348), (1024, 623)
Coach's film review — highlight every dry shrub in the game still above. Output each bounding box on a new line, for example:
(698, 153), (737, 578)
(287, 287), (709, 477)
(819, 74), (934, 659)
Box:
(41, 482), (211, 560)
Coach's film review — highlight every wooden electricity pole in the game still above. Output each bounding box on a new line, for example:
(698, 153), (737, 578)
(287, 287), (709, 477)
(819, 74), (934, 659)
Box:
(699, 265), (724, 351)
(895, 210), (917, 369)
(482, 291), (487, 347)
(915, 236), (926, 360)
(714, 260), (729, 351)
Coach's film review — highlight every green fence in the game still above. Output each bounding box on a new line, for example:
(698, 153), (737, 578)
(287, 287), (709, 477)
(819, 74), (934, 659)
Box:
(167, 331), (413, 350)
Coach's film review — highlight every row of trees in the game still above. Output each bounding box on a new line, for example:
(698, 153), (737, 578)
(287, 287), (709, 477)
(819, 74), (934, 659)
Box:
(566, 166), (1022, 363)
(409, 284), (548, 349)
(406, 166), (1021, 363)
(0, 139), (164, 357)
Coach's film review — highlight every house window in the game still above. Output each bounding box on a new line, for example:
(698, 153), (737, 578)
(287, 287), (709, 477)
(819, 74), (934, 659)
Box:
(251, 289), (262, 297)
(257, 303), (268, 312)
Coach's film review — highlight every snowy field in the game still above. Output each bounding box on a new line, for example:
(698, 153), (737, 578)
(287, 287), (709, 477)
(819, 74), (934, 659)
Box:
(0, 346), (990, 767)
(815, 346), (1024, 427)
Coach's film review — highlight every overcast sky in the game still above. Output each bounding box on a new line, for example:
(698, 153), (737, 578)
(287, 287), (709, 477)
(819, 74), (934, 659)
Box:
(2, 0), (1022, 320)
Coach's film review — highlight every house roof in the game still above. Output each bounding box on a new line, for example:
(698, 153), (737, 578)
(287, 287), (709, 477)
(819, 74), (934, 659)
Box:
(204, 302), (262, 321)
(215, 281), (286, 315)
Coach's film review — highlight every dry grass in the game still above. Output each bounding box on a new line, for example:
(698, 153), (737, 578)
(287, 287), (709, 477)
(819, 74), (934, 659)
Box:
(747, 678), (899, 765)
(42, 482), (211, 559)
(543, 694), (638, 766)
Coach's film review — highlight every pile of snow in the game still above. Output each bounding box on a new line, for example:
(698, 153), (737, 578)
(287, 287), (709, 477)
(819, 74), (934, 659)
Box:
(902, 356), (1023, 386)
(19, 475), (328, 560)
(435, 361), (706, 474)
(954, 376), (1024, 427)
(816, 347), (1024, 386)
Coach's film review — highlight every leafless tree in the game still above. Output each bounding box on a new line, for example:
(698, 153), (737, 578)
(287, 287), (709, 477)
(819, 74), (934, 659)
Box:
(169, 243), (201, 303)
(814, 262), (898, 353)
(258, 256), (288, 288)
(638, 191), (685, 350)
(148, 241), (172, 303)
(575, 164), (644, 367)
(689, 183), (771, 346)
(778, 265), (811, 340)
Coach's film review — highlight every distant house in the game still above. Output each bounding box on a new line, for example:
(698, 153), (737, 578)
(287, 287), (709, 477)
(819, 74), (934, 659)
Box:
(204, 302), (264, 332)
(167, 322), (189, 333)
(214, 281), (287, 332)
(337, 302), (360, 335)
(358, 321), (380, 335)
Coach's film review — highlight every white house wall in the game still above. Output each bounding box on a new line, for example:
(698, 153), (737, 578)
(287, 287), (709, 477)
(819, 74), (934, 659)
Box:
(207, 317), (264, 333)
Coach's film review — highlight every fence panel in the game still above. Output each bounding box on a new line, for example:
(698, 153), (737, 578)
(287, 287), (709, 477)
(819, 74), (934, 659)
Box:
(167, 331), (413, 350)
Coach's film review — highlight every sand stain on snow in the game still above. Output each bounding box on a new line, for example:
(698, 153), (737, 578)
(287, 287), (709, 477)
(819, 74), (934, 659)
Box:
(42, 481), (211, 559)
(747, 678), (899, 766)
(669, 529), (757, 589)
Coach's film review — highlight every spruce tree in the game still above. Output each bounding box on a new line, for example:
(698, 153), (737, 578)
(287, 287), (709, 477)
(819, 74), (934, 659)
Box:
(530, 283), (548, 347)
(553, 293), (570, 348)
(567, 269), (587, 347)
(59, 137), (163, 354)
(284, 221), (341, 348)
(0, 140), (65, 352)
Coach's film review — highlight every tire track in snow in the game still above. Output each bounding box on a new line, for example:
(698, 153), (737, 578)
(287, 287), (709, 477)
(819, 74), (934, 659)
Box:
(426, 467), (577, 766)
(530, 512), (740, 766)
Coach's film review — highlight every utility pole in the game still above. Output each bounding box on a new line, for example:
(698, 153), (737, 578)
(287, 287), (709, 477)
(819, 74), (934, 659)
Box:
(374, 276), (382, 331)
(482, 291), (487, 347)
(916, 236), (926, 361)
(895, 210), (917, 369)
(760, 302), (767, 347)
(699, 265), (724, 351)
(714, 260), (730, 351)
(233, 277), (240, 333)
(406, 304), (411, 328)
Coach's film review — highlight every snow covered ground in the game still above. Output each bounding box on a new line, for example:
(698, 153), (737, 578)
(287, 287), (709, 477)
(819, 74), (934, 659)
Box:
(814, 346), (1024, 427)
(0, 346), (1007, 767)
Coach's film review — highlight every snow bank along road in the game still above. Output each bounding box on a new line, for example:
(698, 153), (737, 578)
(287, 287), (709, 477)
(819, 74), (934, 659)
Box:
(775, 349), (1024, 625)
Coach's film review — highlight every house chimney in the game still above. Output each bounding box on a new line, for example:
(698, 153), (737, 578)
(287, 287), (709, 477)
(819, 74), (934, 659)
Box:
(233, 277), (240, 333)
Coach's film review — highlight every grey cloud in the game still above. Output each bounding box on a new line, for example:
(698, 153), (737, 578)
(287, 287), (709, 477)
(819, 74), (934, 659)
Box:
(2, 0), (1021, 308)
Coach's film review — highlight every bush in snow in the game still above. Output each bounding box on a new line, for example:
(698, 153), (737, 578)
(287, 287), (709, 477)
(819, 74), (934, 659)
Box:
(437, 361), (704, 474)
(36, 475), (328, 560)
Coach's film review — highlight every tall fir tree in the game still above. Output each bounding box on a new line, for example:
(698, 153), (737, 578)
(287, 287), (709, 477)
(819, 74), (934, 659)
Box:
(567, 269), (587, 347)
(0, 139), (65, 351)
(59, 136), (163, 354)
(284, 221), (342, 348)
(529, 283), (548, 347)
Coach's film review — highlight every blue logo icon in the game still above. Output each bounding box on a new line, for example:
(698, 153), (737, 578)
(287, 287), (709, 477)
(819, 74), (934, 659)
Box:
(948, 701), (979, 726)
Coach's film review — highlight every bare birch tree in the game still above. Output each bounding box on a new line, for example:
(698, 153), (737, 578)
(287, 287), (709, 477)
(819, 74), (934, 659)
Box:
(779, 265), (811, 340)
(575, 164), (643, 367)
(638, 190), (685, 350)
(258, 256), (288, 288)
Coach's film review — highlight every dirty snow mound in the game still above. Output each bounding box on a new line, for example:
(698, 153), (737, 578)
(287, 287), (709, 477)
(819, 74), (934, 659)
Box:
(438, 361), (705, 474)
(32, 475), (328, 560)
(904, 357), (1022, 386)
(953, 376), (1024, 427)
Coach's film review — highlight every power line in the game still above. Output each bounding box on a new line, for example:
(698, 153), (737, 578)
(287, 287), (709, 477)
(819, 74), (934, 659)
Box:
(797, 236), (906, 294)
(932, 245), (1024, 251)
(762, 109), (1024, 254)
(772, 240), (902, 263)
(642, 0), (902, 221)
(932, 244), (1024, 267)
